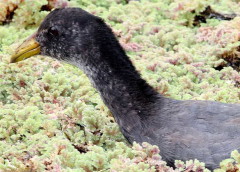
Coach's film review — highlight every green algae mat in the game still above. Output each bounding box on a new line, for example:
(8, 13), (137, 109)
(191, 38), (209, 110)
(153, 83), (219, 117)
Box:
(1, 0), (240, 171)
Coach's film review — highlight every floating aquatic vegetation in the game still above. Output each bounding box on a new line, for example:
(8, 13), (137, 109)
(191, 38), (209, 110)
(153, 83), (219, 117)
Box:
(0, 0), (70, 27)
(1, 0), (240, 171)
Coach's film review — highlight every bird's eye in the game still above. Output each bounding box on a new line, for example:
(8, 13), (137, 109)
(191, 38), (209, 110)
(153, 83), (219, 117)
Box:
(48, 26), (59, 37)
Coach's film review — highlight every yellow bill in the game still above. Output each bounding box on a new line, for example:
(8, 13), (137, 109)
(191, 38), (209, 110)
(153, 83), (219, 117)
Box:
(10, 33), (41, 63)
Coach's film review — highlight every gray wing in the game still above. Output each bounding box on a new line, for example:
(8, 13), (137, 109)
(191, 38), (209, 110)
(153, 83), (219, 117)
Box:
(143, 99), (240, 170)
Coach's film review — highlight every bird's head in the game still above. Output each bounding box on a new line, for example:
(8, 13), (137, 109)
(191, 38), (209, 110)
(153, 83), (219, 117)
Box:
(10, 8), (111, 65)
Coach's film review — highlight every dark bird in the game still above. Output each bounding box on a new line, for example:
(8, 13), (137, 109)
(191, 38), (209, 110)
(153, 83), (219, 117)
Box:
(10, 8), (240, 170)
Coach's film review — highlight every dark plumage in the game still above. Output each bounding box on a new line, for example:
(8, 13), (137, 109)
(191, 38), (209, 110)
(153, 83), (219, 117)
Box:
(11, 8), (240, 170)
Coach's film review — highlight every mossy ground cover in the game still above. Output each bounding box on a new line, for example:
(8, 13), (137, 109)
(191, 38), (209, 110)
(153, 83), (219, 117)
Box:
(1, 0), (240, 171)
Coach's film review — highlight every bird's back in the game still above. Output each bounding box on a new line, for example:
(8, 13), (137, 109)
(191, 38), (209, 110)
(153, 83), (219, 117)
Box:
(133, 98), (240, 170)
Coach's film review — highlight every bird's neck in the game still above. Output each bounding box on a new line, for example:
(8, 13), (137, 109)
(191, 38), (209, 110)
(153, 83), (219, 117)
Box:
(76, 49), (160, 127)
